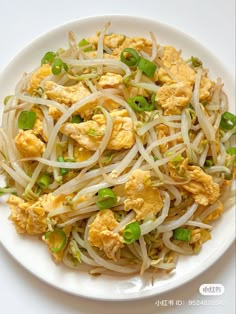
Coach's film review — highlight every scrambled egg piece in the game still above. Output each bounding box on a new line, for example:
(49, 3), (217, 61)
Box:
(45, 81), (90, 105)
(158, 46), (195, 85)
(28, 64), (51, 94)
(31, 107), (48, 142)
(199, 75), (215, 102)
(15, 130), (45, 157)
(45, 81), (121, 120)
(104, 34), (126, 49)
(203, 200), (224, 223)
(124, 169), (163, 221)
(155, 124), (170, 153)
(190, 228), (211, 253)
(183, 166), (220, 206)
(88, 209), (124, 260)
(112, 37), (152, 56)
(156, 81), (192, 115)
(168, 159), (220, 206)
(73, 146), (93, 161)
(7, 194), (63, 234)
(98, 73), (123, 88)
(60, 109), (135, 151)
(88, 33), (126, 49)
(45, 81), (95, 120)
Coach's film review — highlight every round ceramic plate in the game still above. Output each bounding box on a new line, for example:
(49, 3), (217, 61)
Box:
(0, 15), (235, 300)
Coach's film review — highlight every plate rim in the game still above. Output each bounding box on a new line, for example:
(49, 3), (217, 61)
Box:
(0, 14), (235, 301)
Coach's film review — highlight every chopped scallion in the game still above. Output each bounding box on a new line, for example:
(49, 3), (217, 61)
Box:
(18, 111), (36, 130)
(96, 188), (117, 210)
(137, 57), (157, 78)
(204, 158), (214, 168)
(37, 173), (51, 189)
(78, 38), (92, 52)
(3, 95), (13, 106)
(128, 96), (155, 112)
(220, 112), (236, 131)
(41, 51), (56, 65)
(120, 48), (140, 67)
(173, 228), (191, 242)
(71, 115), (83, 123)
(45, 229), (67, 252)
(191, 56), (202, 67)
(58, 156), (69, 176)
(123, 222), (141, 244)
(226, 147), (236, 156)
(52, 58), (68, 75)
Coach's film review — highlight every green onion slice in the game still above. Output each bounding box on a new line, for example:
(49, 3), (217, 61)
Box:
(120, 48), (140, 67)
(18, 111), (36, 130)
(58, 156), (69, 176)
(173, 228), (191, 242)
(204, 158), (214, 168)
(37, 173), (51, 189)
(78, 38), (92, 52)
(123, 221), (141, 244)
(220, 112), (236, 131)
(52, 59), (68, 75)
(226, 147), (236, 165)
(4, 95), (13, 106)
(137, 57), (157, 78)
(71, 115), (83, 123)
(45, 230), (67, 253)
(191, 56), (202, 67)
(96, 188), (117, 210)
(41, 51), (56, 65)
(128, 96), (155, 112)
(226, 147), (236, 155)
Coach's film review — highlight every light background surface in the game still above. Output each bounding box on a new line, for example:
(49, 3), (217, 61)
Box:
(0, 0), (235, 313)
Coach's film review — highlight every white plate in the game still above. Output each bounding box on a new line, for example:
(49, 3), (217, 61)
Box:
(0, 15), (235, 300)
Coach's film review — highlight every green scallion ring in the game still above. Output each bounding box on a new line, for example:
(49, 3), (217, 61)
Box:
(96, 188), (117, 210)
(123, 221), (141, 244)
(127, 96), (155, 112)
(137, 57), (157, 77)
(220, 112), (236, 130)
(37, 173), (51, 189)
(41, 51), (56, 65)
(120, 48), (140, 67)
(45, 230), (67, 253)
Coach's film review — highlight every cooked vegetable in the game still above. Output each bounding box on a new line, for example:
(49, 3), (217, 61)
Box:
(45, 230), (67, 252)
(128, 96), (155, 112)
(37, 173), (51, 189)
(96, 188), (117, 209)
(58, 156), (69, 176)
(41, 51), (56, 65)
(18, 111), (36, 130)
(123, 221), (141, 244)
(173, 228), (191, 242)
(1, 23), (234, 275)
(120, 48), (140, 66)
(220, 112), (236, 130)
(137, 57), (157, 77)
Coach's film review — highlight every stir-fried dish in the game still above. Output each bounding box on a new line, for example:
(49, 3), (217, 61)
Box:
(0, 23), (235, 276)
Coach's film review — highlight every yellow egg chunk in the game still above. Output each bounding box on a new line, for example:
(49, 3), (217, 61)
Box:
(88, 209), (124, 260)
(124, 169), (163, 221)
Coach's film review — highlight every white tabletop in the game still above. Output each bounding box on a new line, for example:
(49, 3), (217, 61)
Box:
(0, 0), (235, 313)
